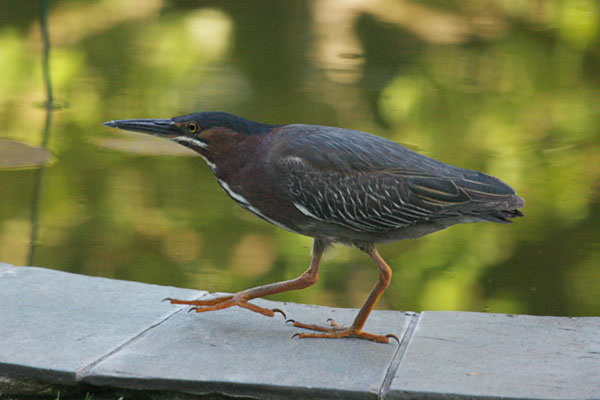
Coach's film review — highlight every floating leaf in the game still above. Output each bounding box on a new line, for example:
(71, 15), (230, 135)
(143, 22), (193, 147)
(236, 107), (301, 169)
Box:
(0, 139), (53, 169)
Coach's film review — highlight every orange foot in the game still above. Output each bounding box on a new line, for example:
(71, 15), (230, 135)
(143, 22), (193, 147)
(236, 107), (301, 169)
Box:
(165, 295), (286, 318)
(288, 319), (398, 344)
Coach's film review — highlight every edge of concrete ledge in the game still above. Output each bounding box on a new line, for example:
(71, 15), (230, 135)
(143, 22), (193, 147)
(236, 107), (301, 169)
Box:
(1, 263), (599, 400)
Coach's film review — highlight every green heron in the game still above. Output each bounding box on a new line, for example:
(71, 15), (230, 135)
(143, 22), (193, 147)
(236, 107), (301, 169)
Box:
(103, 112), (524, 343)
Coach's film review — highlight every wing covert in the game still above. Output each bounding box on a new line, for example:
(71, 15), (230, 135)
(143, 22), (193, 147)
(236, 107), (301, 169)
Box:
(270, 124), (524, 233)
(283, 157), (441, 233)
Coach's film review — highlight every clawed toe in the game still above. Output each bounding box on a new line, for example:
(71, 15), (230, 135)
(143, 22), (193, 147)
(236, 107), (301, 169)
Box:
(166, 296), (234, 307)
(386, 333), (400, 343)
(165, 295), (286, 318)
(292, 328), (392, 343)
(290, 320), (345, 333)
(326, 318), (340, 328)
(289, 318), (395, 343)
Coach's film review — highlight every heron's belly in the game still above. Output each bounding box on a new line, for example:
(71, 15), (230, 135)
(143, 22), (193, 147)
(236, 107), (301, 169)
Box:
(294, 218), (465, 245)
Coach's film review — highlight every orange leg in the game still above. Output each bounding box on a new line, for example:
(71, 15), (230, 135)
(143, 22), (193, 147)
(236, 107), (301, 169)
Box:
(166, 239), (327, 318)
(291, 244), (396, 343)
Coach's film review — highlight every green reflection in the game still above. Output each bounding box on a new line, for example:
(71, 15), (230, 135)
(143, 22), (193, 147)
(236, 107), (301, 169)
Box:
(0, 0), (598, 317)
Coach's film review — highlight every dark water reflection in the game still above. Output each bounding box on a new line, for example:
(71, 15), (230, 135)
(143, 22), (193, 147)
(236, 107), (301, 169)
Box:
(1, 1), (599, 316)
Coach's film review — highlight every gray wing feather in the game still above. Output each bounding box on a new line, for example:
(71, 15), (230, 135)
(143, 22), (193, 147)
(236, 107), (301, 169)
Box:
(286, 159), (439, 232)
(273, 125), (524, 233)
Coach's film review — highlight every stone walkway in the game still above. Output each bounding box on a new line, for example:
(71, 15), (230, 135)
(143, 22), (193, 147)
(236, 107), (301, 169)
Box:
(0, 263), (598, 399)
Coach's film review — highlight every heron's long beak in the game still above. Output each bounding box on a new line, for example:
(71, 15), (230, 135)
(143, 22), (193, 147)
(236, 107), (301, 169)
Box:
(102, 119), (181, 138)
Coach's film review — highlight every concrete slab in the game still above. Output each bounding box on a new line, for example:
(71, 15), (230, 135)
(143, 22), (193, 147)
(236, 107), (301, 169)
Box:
(0, 263), (204, 385)
(82, 300), (412, 399)
(386, 311), (600, 400)
(2, 263), (598, 399)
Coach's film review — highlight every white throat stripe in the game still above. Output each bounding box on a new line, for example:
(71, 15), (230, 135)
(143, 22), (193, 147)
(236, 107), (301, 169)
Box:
(199, 155), (217, 172)
(218, 180), (250, 205)
(217, 179), (301, 234)
(174, 136), (208, 149)
(174, 136), (215, 171)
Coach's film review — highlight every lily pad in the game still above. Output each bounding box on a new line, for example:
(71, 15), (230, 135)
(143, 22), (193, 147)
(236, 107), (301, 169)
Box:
(0, 139), (53, 169)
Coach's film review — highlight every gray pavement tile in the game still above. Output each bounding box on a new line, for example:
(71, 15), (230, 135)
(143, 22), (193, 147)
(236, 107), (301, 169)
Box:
(0, 264), (204, 385)
(82, 299), (413, 399)
(386, 311), (600, 400)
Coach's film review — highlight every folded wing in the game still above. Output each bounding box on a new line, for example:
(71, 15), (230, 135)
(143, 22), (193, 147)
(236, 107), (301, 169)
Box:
(272, 125), (524, 233)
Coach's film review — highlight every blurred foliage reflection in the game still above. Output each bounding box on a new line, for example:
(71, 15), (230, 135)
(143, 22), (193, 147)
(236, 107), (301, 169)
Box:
(0, 0), (598, 316)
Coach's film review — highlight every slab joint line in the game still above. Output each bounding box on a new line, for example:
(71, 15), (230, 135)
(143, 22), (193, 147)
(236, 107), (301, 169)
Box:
(75, 302), (197, 380)
(379, 312), (420, 399)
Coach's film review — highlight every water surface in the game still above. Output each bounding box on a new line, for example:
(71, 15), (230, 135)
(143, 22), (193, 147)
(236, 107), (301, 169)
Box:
(1, 1), (599, 316)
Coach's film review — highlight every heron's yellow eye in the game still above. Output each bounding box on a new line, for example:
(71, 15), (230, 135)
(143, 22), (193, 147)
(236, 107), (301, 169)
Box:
(187, 121), (199, 133)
